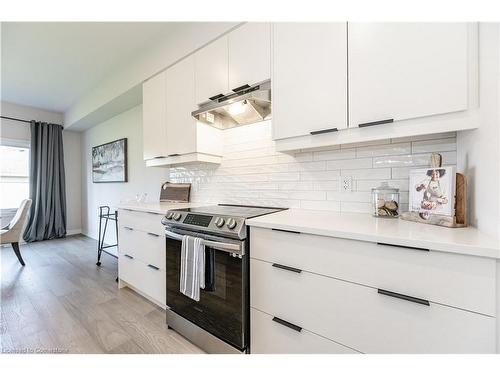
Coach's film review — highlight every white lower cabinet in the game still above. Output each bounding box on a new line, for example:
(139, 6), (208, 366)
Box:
(249, 228), (496, 354)
(117, 209), (166, 307)
(119, 254), (166, 306)
(250, 308), (357, 354)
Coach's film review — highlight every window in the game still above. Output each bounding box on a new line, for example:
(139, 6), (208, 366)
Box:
(0, 143), (30, 227)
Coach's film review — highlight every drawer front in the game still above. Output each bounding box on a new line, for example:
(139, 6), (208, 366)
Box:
(119, 226), (165, 269)
(251, 308), (357, 354)
(250, 227), (496, 316)
(118, 252), (141, 288)
(251, 258), (495, 353)
(118, 209), (165, 235)
(119, 254), (166, 306)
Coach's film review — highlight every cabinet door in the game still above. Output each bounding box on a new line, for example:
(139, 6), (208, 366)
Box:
(165, 56), (197, 156)
(228, 22), (271, 90)
(194, 36), (229, 104)
(349, 22), (470, 127)
(272, 23), (348, 140)
(142, 72), (167, 160)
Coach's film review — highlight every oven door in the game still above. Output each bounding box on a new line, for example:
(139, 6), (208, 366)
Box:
(165, 227), (248, 351)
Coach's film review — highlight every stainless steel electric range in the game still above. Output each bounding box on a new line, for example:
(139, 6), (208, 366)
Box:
(161, 204), (286, 354)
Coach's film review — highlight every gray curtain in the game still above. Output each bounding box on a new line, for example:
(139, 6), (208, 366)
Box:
(23, 121), (67, 242)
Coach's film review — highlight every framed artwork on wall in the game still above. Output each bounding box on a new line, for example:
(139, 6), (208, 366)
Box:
(92, 138), (128, 183)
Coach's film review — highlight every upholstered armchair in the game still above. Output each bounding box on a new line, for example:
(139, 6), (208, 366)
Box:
(0, 199), (32, 266)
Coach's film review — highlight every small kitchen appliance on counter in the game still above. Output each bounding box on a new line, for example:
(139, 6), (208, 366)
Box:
(161, 204), (286, 354)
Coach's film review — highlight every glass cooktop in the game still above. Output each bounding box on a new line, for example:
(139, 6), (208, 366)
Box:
(174, 204), (286, 219)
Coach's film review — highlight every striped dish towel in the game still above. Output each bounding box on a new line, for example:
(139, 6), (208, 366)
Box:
(180, 235), (205, 301)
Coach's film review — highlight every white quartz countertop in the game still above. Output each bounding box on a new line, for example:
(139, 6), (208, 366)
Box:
(115, 201), (200, 215)
(247, 209), (500, 259)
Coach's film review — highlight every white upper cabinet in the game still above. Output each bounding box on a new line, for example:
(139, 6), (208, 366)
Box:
(194, 36), (229, 105)
(142, 71), (167, 160)
(348, 22), (470, 127)
(228, 23), (271, 90)
(165, 55), (197, 156)
(272, 23), (348, 140)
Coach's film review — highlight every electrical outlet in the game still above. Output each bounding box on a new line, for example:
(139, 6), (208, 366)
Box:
(341, 176), (353, 192)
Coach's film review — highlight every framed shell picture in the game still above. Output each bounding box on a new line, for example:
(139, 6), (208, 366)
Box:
(92, 138), (128, 183)
(409, 166), (456, 218)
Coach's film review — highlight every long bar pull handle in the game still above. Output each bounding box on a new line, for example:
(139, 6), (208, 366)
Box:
(232, 84), (251, 92)
(124, 226), (133, 231)
(272, 317), (302, 332)
(272, 263), (302, 274)
(147, 264), (160, 270)
(124, 254), (134, 259)
(377, 289), (430, 306)
(208, 93), (225, 101)
(147, 232), (160, 237)
(167, 154), (180, 157)
(358, 119), (394, 128)
(377, 242), (429, 252)
(310, 127), (338, 135)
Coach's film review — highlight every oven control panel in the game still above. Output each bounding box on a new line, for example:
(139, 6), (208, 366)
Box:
(183, 213), (213, 227)
(162, 211), (246, 239)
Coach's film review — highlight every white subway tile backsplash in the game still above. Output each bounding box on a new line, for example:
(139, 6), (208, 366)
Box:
(327, 158), (372, 170)
(269, 172), (301, 181)
(300, 170), (341, 181)
(313, 181), (340, 191)
(340, 202), (372, 214)
(356, 142), (411, 158)
(313, 148), (356, 161)
(341, 168), (391, 180)
(356, 179), (410, 192)
(411, 137), (457, 154)
(168, 122), (456, 214)
(289, 191), (327, 201)
(327, 191), (371, 202)
(278, 182), (314, 191)
(300, 200), (341, 211)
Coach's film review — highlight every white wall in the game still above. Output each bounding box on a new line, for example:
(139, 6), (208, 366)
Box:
(0, 101), (82, 234)
(81, 105), (168, 241)
(457, 23), (500, 238)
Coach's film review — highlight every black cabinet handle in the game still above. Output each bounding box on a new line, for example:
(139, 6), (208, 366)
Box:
(272, 263), (302, 274)
(272, 317), (302, 332)
(271, 228), (301, 235)
(358, 119), (394, 128)
(377, 289), (430, 306)
(377, 242), (429, 252)
(232, 84), (251, 92)
(167, 153), (180, 157)
(123, 226), (133, 231)
(310, 127), (338, 135)
(147, 232), (160, 237)
(124, 254), (134, 259)
(147, 264), (160, 270)
(152, 156), (166, 159)
(208, 93), (225, 101)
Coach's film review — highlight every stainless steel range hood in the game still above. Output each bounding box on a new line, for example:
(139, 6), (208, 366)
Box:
(192, 80), (271, 129)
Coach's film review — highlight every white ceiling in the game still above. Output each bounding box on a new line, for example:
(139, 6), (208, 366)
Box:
(1, 22), (176, 113)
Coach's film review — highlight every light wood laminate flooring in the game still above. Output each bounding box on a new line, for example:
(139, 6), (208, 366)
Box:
(0, 235), (203, 354)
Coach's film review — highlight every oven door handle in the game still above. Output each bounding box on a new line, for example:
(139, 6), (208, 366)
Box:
(165, 230), (244, 255)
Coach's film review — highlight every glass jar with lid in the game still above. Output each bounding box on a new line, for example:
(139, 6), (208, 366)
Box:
(372, 182), (400, 218)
